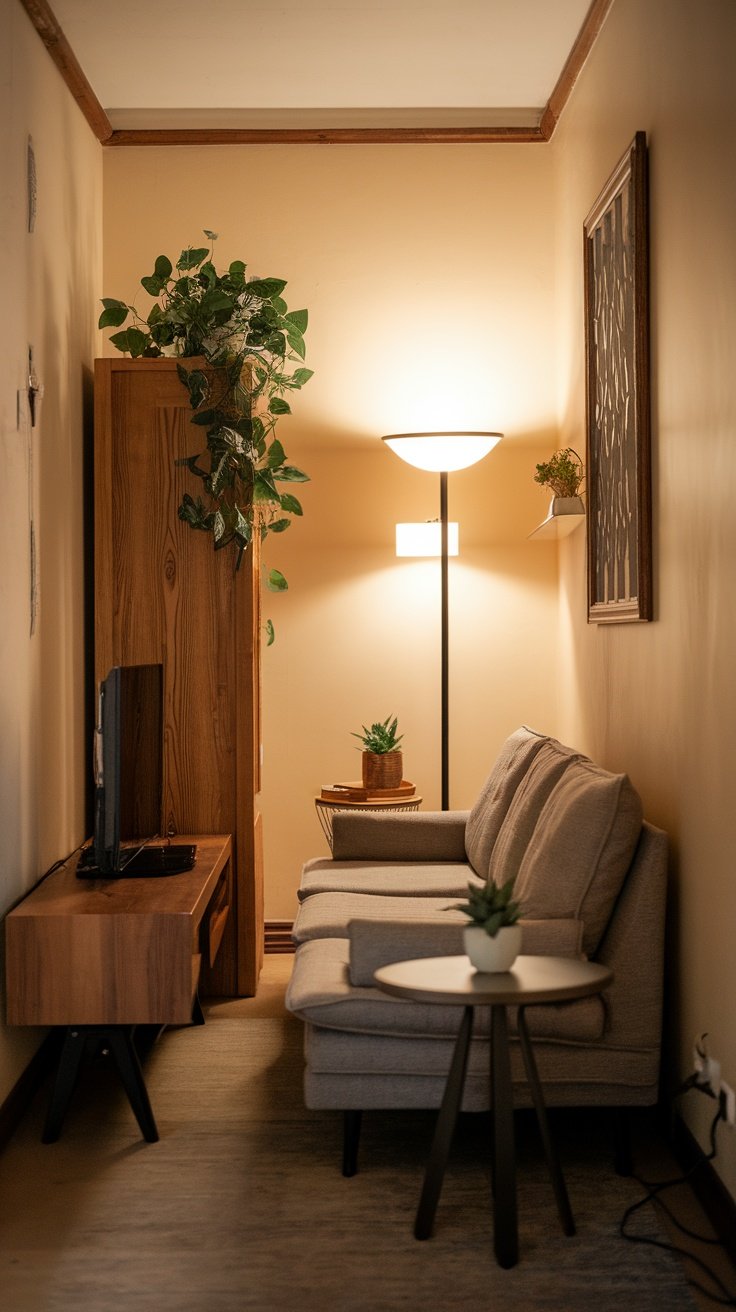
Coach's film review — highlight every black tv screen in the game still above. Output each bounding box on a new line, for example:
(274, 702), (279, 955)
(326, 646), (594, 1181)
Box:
(78, 663), (196, 878)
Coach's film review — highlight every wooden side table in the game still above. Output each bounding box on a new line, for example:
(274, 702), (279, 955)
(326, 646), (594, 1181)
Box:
(314, 788), (422, 850)
(374, 954), (613, 1268)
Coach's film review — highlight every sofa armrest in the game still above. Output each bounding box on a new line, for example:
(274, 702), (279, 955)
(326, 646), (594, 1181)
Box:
(348, 915), (584, 986)
(332, 810), (470, 862)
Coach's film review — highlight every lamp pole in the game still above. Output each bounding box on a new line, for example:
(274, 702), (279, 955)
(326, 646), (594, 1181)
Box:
(440, 471), (449, 810)
(382, 432), (502, 811)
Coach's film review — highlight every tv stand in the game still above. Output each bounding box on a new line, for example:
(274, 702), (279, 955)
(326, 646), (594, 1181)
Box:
(6, 835), (231, 1142)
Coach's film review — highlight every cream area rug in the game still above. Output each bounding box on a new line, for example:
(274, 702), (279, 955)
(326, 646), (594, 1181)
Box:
(0, 1012), (696, 1311)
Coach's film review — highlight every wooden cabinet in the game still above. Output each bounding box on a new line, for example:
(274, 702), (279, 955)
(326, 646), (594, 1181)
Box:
(94, 359), (263, 995)
(6, 836), (232, 1026)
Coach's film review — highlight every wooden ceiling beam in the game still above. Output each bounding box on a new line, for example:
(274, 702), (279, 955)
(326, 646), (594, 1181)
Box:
(21, 0), (614, 147)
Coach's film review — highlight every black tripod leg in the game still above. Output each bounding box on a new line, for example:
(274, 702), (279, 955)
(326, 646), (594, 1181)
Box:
(42, 1028), (86, 1143)
(415, 1005), (473, 1240)
(107, 1028), (159, 1143)
(342, 1110), (363, 1177)
(517, 1006), (574, 1236)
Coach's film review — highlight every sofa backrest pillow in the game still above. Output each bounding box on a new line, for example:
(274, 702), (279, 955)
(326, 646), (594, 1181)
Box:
(486, 737), (582, 884)
(513, 761), (643, 956)
(465, 727), (548, 878)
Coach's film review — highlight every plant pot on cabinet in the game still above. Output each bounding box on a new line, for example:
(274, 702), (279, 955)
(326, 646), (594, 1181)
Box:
(464, 924), (522, 973)
(361, 750), (403, 791)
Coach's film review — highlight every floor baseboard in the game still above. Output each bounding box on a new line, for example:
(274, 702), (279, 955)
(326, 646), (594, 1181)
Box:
(264, 920), (295, 954)
(670, 1109), (736, 1264)
(0, 1031), (60, 1153)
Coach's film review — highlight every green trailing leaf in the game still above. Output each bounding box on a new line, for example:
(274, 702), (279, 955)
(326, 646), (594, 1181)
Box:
(275, 465), (309, 483)
(177, 246), (209, 271)
(279, 492), (303, 516)
(100, 232), (312, 570)
(264, 619), (275, 647)
(246, 277), (287, 299)
(203, 229), (219, 241)
(285, 308), (308, 333)
(266, 439), (286, 469)
(266, 568), (288, 592)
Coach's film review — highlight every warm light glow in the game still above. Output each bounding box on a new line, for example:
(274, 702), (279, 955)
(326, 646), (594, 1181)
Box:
(382, 431), (502, 472)
(396, 522), (459, 557)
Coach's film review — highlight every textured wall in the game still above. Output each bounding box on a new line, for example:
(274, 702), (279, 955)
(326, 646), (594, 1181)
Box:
(551, 0), (736, 1198)
(0, 0), (102, 1101)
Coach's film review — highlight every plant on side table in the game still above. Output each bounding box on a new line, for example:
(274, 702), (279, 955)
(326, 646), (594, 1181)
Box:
(98, 231), (312, 633)
(351, 715), (404, 790)
(449, 876), (522, 972)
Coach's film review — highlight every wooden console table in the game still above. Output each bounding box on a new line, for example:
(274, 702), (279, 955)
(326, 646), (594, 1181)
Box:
(5, 835), (232, 1142)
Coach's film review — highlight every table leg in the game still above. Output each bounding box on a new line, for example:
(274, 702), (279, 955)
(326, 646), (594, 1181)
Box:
(42, 1028), (86, 1143)
(106, 1029), (160, 1143)
(415, 1004), (473, 1240)
(517, 1005), (575, 1236)
(491, 1004), (518, 1268)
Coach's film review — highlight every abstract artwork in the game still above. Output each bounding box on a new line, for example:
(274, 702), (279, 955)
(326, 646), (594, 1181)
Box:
(584, 132), (652, 623)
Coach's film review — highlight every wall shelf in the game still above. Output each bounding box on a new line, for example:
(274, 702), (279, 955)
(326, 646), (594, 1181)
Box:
(528, 495), (585, 541)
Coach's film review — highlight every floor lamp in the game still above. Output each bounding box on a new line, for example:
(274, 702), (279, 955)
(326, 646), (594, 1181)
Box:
(382, 432), (502, 810)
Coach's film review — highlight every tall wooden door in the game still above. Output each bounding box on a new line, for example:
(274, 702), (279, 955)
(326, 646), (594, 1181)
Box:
(94, 358), (263, 995)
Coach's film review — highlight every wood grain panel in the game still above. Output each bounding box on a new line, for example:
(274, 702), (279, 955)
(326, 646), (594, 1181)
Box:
(6, 837), (231, 1025)
(94, 360), (262, 994)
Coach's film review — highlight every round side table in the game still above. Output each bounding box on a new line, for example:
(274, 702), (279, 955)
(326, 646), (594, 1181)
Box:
(374, 953), (613, 1268)
(314, 793), (422, 850)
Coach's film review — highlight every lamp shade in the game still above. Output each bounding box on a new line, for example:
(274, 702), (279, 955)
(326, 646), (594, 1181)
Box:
(382, 431), (502, 473)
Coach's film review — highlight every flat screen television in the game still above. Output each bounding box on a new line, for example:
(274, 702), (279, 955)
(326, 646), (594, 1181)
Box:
(77, 663), (196, 878)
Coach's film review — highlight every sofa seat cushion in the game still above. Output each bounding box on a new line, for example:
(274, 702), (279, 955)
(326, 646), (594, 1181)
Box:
(298, 859), (482, 901)
(515, 761), (643, 955)
(464, 727), (548, 877)
(488, 738), (583, 886)
(286, 939), (606, 1043)
(292, 892), (465, 945)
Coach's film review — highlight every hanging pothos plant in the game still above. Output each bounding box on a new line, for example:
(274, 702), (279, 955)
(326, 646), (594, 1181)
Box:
(98, 231), (312, 638)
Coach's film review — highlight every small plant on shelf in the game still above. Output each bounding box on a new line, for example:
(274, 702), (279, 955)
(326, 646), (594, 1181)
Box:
(448, 876), (521, 938)
(534, 448), (584, 499)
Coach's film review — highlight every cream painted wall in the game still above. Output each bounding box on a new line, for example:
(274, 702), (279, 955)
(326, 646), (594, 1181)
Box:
(551, 0), (736, 1196)
(0, 0), (102, 1101)
(102, 145), (562, 921)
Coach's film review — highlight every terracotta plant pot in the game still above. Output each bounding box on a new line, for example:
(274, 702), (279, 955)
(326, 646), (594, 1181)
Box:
(362, 750), (403, 791)
(463, 924), (522, 973)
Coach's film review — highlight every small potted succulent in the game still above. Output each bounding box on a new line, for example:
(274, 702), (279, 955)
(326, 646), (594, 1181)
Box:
(448, 876), (522, 972)
(351, 715), (404, 791)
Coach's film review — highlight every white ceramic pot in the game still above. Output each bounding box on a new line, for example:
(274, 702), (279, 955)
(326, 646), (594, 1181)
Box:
(464, 924), (522, 973)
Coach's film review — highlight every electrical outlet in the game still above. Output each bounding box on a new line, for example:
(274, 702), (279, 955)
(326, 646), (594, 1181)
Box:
(693, 1034), (721, 1094)
(720, 1081), (736, 1127)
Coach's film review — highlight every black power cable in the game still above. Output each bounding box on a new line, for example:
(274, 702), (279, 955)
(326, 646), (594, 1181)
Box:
(620, 1081), (736, 1307)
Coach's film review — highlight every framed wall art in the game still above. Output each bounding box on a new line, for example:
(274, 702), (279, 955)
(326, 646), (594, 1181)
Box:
(583, 131), (652, 623)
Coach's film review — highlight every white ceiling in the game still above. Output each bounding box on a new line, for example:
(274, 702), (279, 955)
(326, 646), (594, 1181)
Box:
(51, 0), (594, 131)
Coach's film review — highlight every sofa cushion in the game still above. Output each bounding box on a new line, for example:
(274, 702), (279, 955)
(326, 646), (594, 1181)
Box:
(298, 859), (481, 901)
(286, 939), (606, 1043)
(464, 727), (548, 877)
(487, 737), (582, 886)
(292, 892), (465, 945)
(348, 916), (584, 986)
(332, 810), (469, 862)
(515, 761), (643, 955)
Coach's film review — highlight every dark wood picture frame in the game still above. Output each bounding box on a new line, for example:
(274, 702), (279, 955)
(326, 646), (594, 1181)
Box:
(584, 131), (652, 623)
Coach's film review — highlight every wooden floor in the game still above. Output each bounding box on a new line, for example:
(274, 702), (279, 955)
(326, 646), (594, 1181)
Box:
(0, 955), (733, 1311)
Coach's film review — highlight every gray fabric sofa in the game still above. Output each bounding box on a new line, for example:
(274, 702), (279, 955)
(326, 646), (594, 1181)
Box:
(285, 727), (668, 1169)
